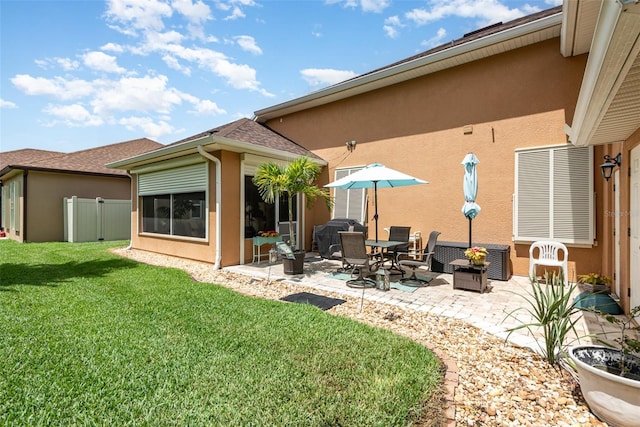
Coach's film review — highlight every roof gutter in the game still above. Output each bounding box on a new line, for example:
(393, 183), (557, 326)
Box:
(254, 10), (562, 122)
(197, 145), (222, 271)
(566, 0), (640, 147)
(107, 134), (326, 170)
(560, 0), (580, 57)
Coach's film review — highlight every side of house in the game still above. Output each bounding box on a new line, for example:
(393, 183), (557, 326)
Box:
(257, 8), (594, 278)
(107, 118), (324, 267)
(254, 1), (640, 313)
(0, 138), (162, 242)
(105, 1), (640, 314)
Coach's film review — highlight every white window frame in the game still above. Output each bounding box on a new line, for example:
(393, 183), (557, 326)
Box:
(331, 166), (367, 224)
(134, 157), (208, 240)
(242, 155), (300, 235)
(514, 144), (594, 245)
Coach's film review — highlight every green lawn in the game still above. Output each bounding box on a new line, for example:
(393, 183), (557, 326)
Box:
(0, 240), (443, 426)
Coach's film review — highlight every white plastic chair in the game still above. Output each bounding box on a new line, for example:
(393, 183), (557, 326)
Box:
(529, 241), (569, 284)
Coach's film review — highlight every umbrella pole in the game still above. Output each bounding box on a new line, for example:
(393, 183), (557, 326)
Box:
(373, 181), (379, 242)
(468, 217), (472, 248)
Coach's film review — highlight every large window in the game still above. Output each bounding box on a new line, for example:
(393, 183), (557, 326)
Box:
(137, 160), (208, 239)
(244, 176), (275, 238)
(243, 175), (297, 238)
(332, 167), (366, 223)
(514, 145), (593, 245)
(141, 192), (205, 238)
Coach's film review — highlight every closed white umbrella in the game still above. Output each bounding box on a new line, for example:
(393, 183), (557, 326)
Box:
(461, 153), (480, 248)
(325, 163), (428, 241)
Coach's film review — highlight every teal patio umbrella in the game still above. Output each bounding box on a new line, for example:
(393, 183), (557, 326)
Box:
(461, 153), (480, 248)
(325, 163), (428, 242)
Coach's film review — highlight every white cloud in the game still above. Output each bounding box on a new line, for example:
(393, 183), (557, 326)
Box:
(105, 0), (173, 34)
(11, 75), (95, 100)
(43, 103), (104, 126)
(101, 42), (125, 53)
(57, 58), (81, 71)
(154, 44), (271, 94)
(118, 116), (176, 139)
(301, 68), (358, 87)
(103, 0), (269, 96)
(328, 0), (389, 13)
(189, 99), (226, 115)
(171, 0), (211, 24)
(34, 57), (80, 71)
(383, 15), (402, 38)
(235, 35), (262, 55)
(162, 55), (192, 75)
(82, 51), (126, 74)
(34, 59), (48, 69)
(405, 0), (540, 28)
(0, 99), (17, 109)
(90, 75), (184, 115)
(421, 27), (447, 49)
(143, 30), (186, 51)
(223, 6), (245, 20)
(361, 0), (390, 13)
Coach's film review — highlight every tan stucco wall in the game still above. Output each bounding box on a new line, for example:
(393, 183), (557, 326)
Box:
(265, 38), (594, 278)
(4, 171), (130, 242)
(131, 151), (244, 267)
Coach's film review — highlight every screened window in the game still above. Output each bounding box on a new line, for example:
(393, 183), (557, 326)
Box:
(514, 145), (593, 245)
(137, 161), (207, 239)
(245, 176), (276, 238)
(332, 167), (366, 223)
(141, 192), (205, 238)
(244, 176), (297, 238)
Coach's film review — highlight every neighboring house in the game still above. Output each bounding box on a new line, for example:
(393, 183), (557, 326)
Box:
(0, 149), (64, 228)
(108, 1), (640, 314)
(0, 138), (163, 242)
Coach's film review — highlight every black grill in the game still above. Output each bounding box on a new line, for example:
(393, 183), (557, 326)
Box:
(313, 218), (367, 259)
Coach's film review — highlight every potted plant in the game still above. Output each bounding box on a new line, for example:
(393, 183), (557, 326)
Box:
(569, 305), (640, 426)
(464, 246), (488, 266)
(253, 156), (332, 275)
(577, 273), (611, 294)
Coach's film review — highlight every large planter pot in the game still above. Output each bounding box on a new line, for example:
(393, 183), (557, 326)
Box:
(282, 250), (305, 275)
(569, 345), (640, 427)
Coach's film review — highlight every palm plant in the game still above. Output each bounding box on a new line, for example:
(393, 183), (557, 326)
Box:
(252, 156), (332, 249)
(503, 272), (585, 365)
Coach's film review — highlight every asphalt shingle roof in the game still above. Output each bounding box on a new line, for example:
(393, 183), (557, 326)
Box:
(1, 138), (163, 177)
(0, 149), (65, 172)
(166, 118), (321, 160)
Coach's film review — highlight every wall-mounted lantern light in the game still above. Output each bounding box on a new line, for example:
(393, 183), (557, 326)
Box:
(346, 140), (356, 152)
(600, 153), (621, 182)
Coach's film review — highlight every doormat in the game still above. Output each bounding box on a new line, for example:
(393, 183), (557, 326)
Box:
(280, 292), (346, 310)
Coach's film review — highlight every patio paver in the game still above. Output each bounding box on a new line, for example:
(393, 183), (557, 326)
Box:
(225, 253), (635, 355)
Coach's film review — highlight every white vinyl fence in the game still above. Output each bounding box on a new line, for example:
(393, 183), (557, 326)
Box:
(63, 196), (131, 242)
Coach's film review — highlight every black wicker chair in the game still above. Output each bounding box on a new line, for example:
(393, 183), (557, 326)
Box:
(338, 231), (380, 288)
(397, 230), (441, 286)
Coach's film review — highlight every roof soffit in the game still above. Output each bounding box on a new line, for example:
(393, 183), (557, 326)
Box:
(561, 0), (601, 57)
(568, 0), (640, 147)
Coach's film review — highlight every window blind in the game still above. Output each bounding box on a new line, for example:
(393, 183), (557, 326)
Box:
(138, 162), (208, 196)
(514, 145), (593, 244)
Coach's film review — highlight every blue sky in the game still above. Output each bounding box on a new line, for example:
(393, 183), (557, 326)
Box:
(0, 0), (561, 153)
